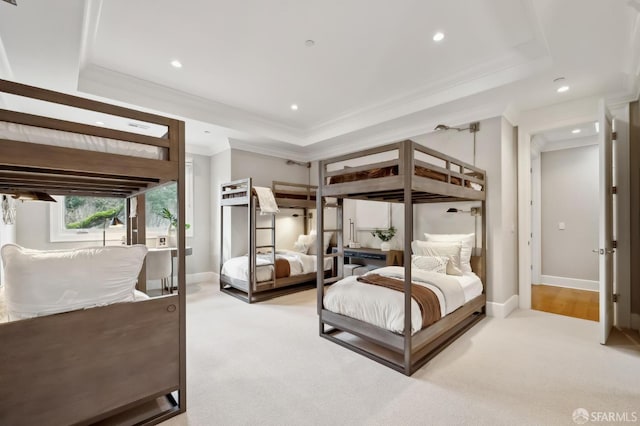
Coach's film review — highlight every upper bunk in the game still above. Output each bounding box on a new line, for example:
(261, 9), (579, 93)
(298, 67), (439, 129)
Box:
(319, 139), (486, 203)
(221, 178), (317, 209)
(0, 79), (184, 198)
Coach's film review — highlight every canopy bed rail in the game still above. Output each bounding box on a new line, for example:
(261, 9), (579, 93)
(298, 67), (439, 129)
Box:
(316, 139), (487, 376)
(321, 140), (485, 202)
(219, 177), (329, 303)
(0, 79), (186, 424)
(0, 78), (183, 197)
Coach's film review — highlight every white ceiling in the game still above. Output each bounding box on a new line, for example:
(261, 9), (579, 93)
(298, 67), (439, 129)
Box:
(0, 0), (639, 157)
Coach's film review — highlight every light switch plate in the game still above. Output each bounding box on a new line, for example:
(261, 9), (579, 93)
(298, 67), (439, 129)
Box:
(558, 222), (566, 230)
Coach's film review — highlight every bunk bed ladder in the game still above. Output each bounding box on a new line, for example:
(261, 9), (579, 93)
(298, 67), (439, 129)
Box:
(251, 196), (277, 293)
(317, 179), (344, 317)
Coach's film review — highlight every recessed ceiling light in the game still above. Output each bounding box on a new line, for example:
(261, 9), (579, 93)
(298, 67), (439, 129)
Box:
(290, 104), (299, 111)
(305, 40), (315, 47)
(571, 129), (581, 134)
(170, 60), (183, 68)
(433, 32), (445, 42)
(95, 121), (105, 126)
(557, 85), (570, 93)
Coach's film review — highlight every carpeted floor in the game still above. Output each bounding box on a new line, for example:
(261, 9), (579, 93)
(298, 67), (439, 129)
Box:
(163, 282), (640, 426)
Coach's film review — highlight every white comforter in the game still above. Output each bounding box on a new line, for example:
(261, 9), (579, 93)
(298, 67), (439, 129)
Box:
(324, 266), (477, 335)
(221, 250), (332, 283)
(0, 286), (150, 323)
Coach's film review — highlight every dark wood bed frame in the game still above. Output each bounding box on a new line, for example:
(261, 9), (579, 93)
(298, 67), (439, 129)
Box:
(0, 79), (187, 424)
(316, 140), (487, 376)
(219, 178), (330, 303)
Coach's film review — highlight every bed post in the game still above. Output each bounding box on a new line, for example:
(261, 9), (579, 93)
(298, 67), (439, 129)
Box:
(133, 194), (147, 292)
(481, 180), (487, 294)
(402, 141), (414, 375)
(220, 192), (225, 293)
(173, 120), (187, 413)
(248, 178), (255, 302)
(317, 161), (325, 319)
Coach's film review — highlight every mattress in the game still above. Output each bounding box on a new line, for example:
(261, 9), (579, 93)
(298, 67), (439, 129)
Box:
(0, 121), (165, 160)
(0, 286), (150, 323)
(221, 249), (333, 283)
(323, 268), (483, 335)
(329, 164), (483, 190)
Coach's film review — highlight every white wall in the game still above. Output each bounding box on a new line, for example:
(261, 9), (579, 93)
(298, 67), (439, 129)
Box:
(187, 154), (212, 275)
(217, 149), (310, 262)
(541, 145), (599, 282)
(211, 149), (231, 271)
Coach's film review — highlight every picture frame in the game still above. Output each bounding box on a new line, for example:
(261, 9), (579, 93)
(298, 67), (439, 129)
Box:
(156, 235), (168, 248)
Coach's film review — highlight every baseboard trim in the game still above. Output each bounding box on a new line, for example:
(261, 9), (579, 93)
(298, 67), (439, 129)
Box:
(486, 294), (519, 319)
(539, 275), (598, 292)
(187, 272), (216, 284)
(631, 313), (640, 332)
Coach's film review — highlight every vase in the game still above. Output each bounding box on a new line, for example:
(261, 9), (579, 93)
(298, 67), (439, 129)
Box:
(380, 242), (391, 251)
(168, 227), (177, 247)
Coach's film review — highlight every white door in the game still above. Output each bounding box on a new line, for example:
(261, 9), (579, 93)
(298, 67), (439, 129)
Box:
(598, 100), (614, 344)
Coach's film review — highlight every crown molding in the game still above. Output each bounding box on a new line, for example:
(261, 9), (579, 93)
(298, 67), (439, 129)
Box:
(304, 52), (552, 146)
(78, 0), (103, 70)
(305, 102), (508, 161)
(78, 64), (307, 145)
(185, 142), (225, 157)
(228, 138), (309, 163)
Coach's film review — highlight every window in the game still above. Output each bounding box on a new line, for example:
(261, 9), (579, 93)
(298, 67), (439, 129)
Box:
(50, 161), (194, 242)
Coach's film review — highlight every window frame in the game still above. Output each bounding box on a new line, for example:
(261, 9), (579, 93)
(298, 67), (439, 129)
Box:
(49, 160), (194, 243)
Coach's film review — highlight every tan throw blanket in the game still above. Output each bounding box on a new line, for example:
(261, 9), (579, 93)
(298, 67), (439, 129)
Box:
(274, 258), (291, 278)
(357, 273), (441, 328)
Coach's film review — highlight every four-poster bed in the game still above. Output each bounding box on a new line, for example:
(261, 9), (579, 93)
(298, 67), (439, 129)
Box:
(316, 140), (487, 375)
(0, 79), (187, 425)
(220, 178), (332, 303)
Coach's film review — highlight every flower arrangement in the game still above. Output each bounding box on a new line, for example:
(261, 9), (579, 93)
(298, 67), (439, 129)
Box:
(371, 226), (396, 242)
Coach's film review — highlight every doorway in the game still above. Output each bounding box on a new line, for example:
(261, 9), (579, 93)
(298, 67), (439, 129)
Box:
(530, 122), (600, 322)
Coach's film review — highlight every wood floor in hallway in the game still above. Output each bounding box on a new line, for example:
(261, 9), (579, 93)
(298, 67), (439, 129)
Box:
(531, 284), (599, 322)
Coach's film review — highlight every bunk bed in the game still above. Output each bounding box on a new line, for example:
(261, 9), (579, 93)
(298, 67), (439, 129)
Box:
(0, 79), (187, 425)
(220, 179), (333, 303)
(316, 140), (486, 376)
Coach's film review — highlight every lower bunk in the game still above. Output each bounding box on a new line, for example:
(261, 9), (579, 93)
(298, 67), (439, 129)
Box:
(221, 250), (333, 303)
(0, 295), (181, 426)
(319, 266), (486, 375)
(0, 244), (183, 425)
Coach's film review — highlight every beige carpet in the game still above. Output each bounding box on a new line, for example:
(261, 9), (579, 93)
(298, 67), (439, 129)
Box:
(164, 282), (640, 426)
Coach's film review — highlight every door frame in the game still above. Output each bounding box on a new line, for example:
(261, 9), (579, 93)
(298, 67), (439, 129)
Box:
(517, 98), (601, 310)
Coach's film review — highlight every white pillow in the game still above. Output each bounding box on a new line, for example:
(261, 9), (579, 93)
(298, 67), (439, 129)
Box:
(293, 234), (314, 254)
(411, 255), (448, 274)
(307, 231), (333, 255)
(411, 240), (463, 276)
(0, 244), (148, 321)
(424, 233), (474, 273)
